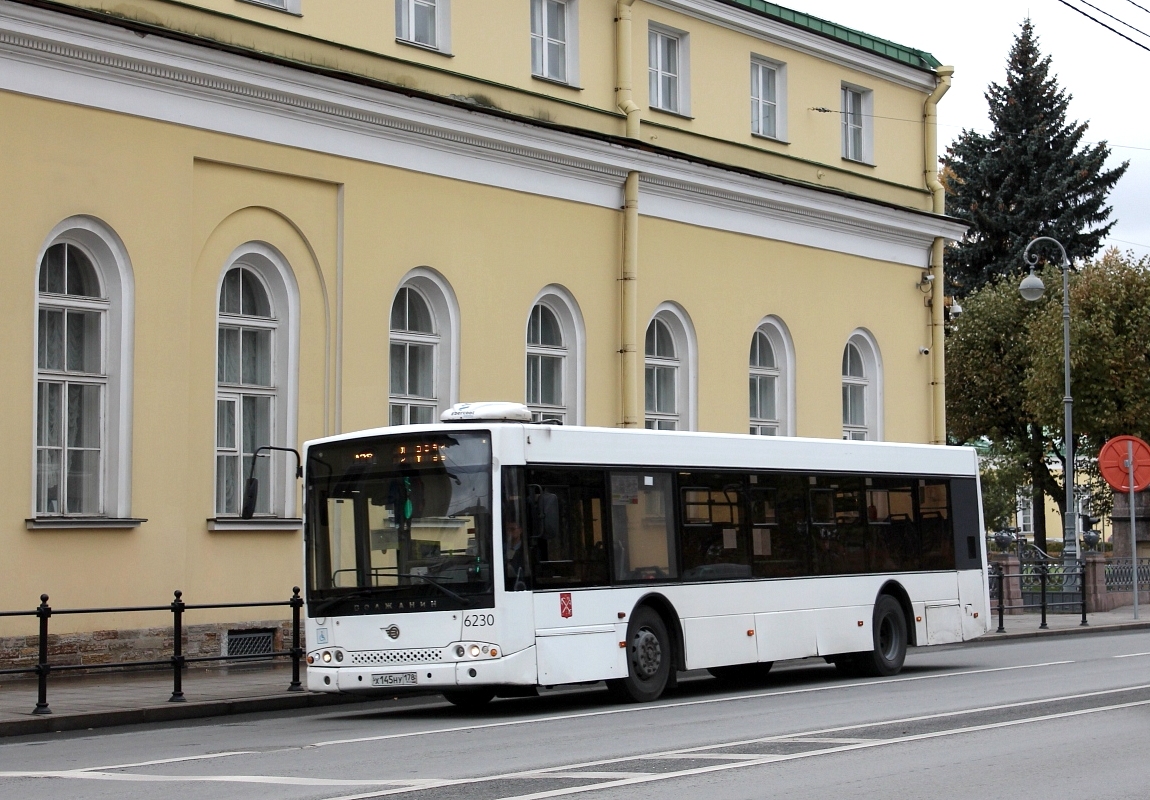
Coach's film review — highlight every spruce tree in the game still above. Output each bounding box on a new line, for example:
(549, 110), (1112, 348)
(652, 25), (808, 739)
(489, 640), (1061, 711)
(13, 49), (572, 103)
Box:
(944, 20), (1127, 296)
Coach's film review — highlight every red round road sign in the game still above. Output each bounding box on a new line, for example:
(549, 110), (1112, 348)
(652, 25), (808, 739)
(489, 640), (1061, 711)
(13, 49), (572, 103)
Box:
(1098, 436), (1150, 492)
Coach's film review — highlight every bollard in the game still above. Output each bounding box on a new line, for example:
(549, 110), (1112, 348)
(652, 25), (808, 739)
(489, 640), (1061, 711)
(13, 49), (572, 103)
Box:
(170, 590), (186, 702)
(1080, 560), (1088, 626)
(1039, 563), (1048, 630)
(996, 563), (1005, 633)
(33, 594), (51, 715)
(289, 587), (303, 692)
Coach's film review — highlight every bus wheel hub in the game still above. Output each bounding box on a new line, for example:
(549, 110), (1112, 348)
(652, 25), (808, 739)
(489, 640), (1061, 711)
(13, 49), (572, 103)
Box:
(633, 628), (662, 678)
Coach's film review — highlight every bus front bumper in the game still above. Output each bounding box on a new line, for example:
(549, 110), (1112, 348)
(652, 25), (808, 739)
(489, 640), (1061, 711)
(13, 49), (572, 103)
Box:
(308, 645), (537, 693)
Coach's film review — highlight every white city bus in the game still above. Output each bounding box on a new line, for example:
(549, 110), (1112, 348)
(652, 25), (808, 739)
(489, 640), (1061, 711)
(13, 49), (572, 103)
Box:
(302, 402), (990, 706)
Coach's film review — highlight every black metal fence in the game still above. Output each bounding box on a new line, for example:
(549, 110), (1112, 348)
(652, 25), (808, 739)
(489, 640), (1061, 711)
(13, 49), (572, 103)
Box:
(989, 561), (1087, 633)
(0, 589), (304, 715)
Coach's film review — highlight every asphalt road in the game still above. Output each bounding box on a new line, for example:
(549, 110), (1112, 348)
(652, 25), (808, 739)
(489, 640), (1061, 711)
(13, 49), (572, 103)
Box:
(2, 630), (1149, 800)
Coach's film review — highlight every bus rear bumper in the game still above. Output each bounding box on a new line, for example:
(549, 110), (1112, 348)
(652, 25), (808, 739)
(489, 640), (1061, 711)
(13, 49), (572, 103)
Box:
(308, 645), (538, 693)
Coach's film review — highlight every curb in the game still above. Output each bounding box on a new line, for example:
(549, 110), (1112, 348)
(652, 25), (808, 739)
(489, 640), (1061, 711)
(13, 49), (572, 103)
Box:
(0, 690), (379, 738)
(969, 619), (1150, 644)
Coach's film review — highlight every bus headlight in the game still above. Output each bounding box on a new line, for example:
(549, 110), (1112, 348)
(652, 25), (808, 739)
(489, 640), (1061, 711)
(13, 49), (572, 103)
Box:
(335, 650), (343, 662)
(322, 651), (332, 663)
(469, 645), (481, 657)
(455, 645), (465, 657)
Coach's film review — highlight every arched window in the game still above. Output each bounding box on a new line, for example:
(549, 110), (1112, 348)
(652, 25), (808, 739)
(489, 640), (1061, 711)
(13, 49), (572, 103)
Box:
(842, 331), (882, 441)
(35, 243), (106, 515)
(644, 306), (695, 431)
(33, 218), (135, 524)
(645, 318), (677, 430)
(749, 329), (779, 435)
(526, 303), (565, 422)
(389, 286), (438, 425)
(216, 266), (277, 515)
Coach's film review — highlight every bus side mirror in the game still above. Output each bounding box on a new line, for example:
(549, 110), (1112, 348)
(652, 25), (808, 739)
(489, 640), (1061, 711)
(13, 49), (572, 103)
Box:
(241, 477), (259, 520)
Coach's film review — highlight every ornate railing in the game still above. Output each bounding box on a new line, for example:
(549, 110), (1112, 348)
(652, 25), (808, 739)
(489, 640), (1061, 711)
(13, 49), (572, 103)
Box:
(1104, 559), (1150, 593)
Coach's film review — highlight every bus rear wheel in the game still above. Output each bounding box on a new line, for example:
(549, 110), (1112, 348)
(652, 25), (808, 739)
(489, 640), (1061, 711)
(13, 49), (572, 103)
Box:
(607, 606), (672, 703)
(853, 595), (907, 677)
(442, 689), (495, 709)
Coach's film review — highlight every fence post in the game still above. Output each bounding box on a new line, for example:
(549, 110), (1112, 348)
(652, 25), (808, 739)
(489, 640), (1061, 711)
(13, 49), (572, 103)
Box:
(1039, 563), (1048, 630)
(1080, 560), (1088, 626)
(169, 590), (186, 703)
(33, 594), (51, 715)
(996, 563), (1005, 633)
(289, 586), (303, 692)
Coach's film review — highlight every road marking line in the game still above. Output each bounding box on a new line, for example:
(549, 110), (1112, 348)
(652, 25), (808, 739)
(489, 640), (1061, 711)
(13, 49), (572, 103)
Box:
(74, 751), (260, 772)
(1114, 651), (1150, 658)
(774, 737), (876, 744)
(477, 698), (1150, 800)
(315, 682), (1150, 800)
(0, 772), (429, 787)
(308, 660), (1074, 750)
(644, 754), (765, 760)
(510, 772), (654, 780)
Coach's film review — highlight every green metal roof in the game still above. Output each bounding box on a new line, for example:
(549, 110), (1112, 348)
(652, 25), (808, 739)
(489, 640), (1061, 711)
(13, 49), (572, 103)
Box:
(717, 0), (942, 72)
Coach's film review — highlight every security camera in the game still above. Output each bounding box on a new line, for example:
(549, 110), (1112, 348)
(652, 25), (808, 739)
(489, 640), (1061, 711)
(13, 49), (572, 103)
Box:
(919, 346), (931, 355)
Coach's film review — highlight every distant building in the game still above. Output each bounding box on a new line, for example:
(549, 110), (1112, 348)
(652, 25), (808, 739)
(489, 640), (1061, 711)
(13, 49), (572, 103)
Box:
(0, 0), (961, 624)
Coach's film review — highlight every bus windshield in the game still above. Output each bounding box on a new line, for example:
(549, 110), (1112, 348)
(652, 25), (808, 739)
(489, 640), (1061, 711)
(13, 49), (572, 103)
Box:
(305, 431), (493, 615)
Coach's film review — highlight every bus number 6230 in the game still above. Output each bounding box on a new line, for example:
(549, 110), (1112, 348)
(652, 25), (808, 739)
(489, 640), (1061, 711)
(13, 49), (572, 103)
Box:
(463, 614), (495, 628)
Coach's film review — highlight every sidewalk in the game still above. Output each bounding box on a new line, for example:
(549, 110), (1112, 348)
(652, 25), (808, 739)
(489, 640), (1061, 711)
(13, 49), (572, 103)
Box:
(3, 606), (1148, 738)
(0, 662), (376, 737)
(976, 603), (1150, 641)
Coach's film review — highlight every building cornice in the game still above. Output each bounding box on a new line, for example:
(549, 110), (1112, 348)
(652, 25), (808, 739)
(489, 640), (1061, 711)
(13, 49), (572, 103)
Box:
(0, 1), (964, 267)
(647, 0), (939, 91)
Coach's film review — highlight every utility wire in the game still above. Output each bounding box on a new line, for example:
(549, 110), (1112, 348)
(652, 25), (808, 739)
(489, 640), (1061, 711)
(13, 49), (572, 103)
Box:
(1075, 0), (1150, 38)
(1123, 0), (1150, 15)
(1054, 0), (1150, 52)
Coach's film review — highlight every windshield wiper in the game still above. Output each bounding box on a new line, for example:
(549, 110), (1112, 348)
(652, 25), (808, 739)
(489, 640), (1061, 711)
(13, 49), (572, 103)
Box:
(391, 574), (473, 606)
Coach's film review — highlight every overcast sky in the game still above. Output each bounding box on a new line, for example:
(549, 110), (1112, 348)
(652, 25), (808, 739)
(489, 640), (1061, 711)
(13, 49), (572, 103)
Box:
(793, 0), (1150, 258)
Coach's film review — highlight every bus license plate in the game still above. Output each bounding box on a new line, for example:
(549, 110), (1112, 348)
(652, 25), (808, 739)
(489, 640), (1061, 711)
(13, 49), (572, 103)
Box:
(372, 672), (417, 687)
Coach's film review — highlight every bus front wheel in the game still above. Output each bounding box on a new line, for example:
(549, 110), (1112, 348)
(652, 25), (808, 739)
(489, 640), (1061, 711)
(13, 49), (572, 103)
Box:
(608, 606), (672, 703)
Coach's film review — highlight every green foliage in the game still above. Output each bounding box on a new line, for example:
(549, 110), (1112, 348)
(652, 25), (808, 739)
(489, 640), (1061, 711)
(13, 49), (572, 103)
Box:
(949, 251), (1150, 531)
(976, 443), (1029, 532)
(943, 20), (1127, 297)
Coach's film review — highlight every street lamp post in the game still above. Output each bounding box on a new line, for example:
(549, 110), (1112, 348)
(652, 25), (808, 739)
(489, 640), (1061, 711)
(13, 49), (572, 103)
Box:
(1018, 236), (1076, 561)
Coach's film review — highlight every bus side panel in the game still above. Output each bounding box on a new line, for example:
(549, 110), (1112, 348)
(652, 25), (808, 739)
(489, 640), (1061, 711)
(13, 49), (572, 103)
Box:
(755, 611), (818, 662)
(814, 606), (873, 656)
(957, 569), (990, 639)
(682, 615), (758, 670)
(537, 629), (626, 684)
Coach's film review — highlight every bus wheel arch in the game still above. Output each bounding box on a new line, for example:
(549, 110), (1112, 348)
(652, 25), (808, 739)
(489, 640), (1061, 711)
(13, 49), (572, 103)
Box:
(878, 580), (916, 647)
(633, 593), (685, 674)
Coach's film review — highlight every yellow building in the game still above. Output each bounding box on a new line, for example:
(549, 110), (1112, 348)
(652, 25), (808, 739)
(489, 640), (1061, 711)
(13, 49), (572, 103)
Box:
(0, 0), (963, 637)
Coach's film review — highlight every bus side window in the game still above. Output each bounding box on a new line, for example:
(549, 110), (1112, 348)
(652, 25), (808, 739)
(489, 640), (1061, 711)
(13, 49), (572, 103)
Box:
(679, 474), (751, 581)
(610, 472), (678, 582)
(868, 482), (919, 572)
(501, 466), (530, 591)
(526, 469), (609, 588)
(750, 475), (810, 578)
(919, 480), (954, 570)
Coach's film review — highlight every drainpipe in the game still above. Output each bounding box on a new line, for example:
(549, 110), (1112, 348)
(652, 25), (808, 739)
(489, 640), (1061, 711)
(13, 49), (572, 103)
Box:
(617, 1), (641, 427)
(924, 65), (953, 445)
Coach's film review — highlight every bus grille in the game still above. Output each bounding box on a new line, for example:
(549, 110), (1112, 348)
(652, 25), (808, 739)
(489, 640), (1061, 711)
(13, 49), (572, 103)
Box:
(349, 649), (444, 665)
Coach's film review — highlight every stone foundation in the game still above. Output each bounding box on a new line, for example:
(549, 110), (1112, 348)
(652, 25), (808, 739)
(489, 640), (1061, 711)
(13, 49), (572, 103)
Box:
(0, 619), (303, 673)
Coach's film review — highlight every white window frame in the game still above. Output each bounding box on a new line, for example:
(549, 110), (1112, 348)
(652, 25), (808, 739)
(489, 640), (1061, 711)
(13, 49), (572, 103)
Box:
(390, 268), (460, 422)
(237, 0), (301, 15)
(212, 243), (300, 523)
(648, 23), (690, 116)
(395, 0), (451, 53)
(842, 329), (883, 441)
(389, 285), (440, 425)
(841, 83), (873, 164)
(31, 217), (135, 525)
(1016, 493), (1034, 536)
(750, 56), (787, 142)
(531, 0), (579, 86)
(749, 317), (795, 436)
(525, 285), (585, 425)
(644, 303), (697, 431)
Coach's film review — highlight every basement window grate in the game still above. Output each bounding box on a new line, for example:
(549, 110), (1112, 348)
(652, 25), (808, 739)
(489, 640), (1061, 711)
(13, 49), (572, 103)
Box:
(225, 628), (275, 658)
